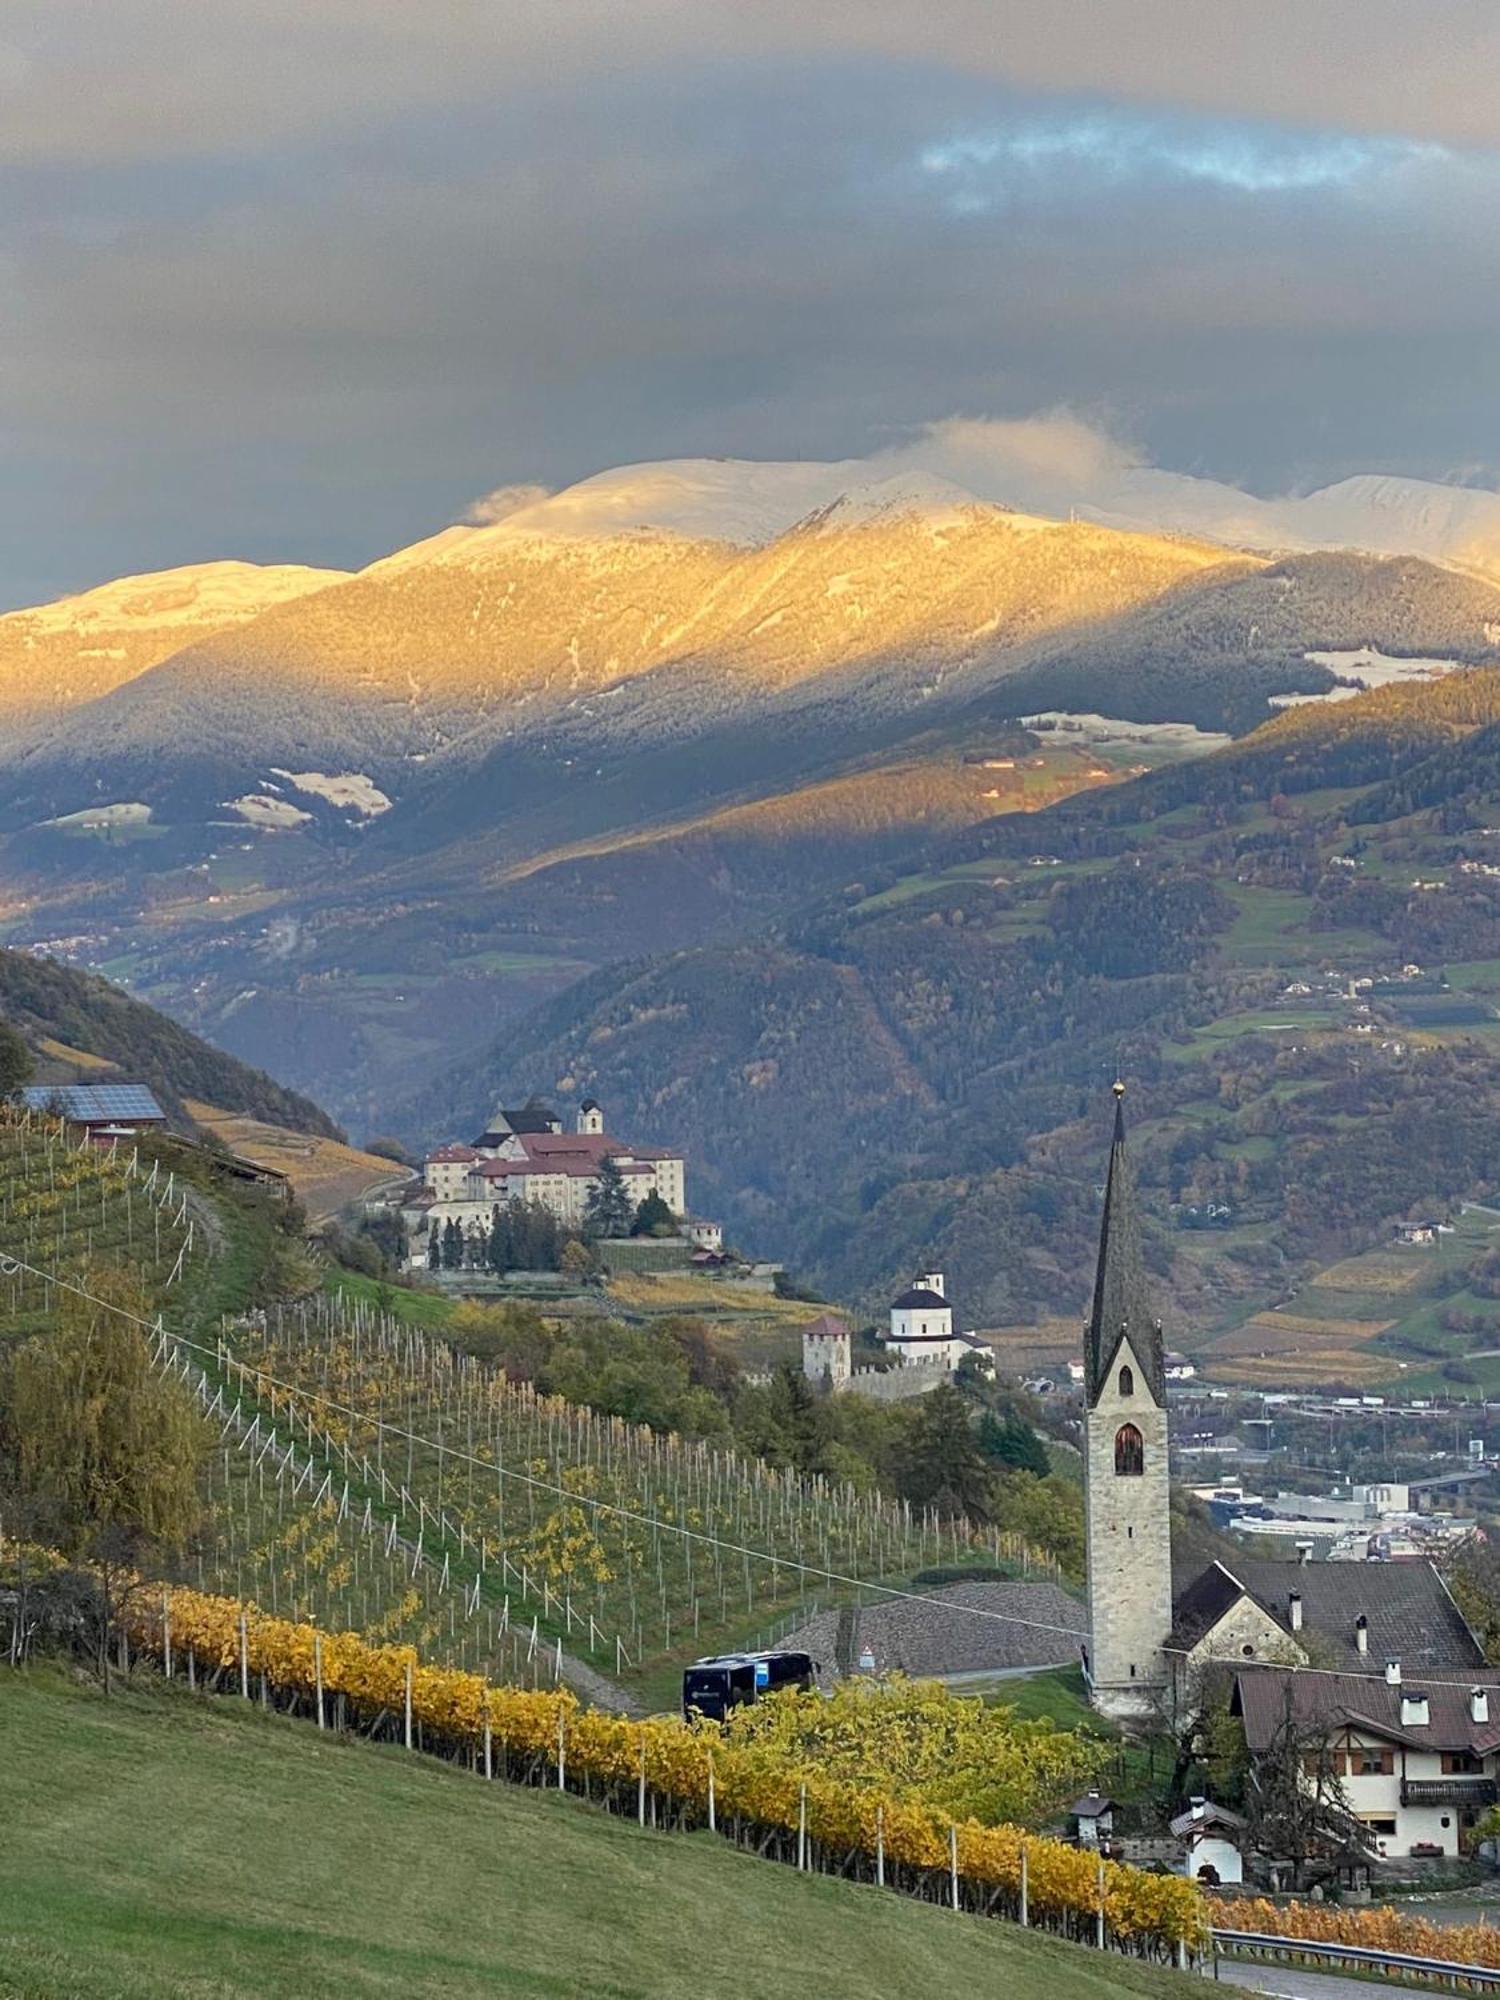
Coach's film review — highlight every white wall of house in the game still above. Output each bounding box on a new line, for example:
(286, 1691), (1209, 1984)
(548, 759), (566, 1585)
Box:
(1321, 1730), (1487, 1858)
(1180, 1832), (1243, 1885)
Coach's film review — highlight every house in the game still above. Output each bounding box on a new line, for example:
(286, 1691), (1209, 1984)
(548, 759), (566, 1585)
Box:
(22, 1082), (167, 1140)
(1169, 1798), (1246, 1885)
(1397, 1221), (1439, 1246)
(1167, 1553), (1485, 1715)
(1235, 1665), (1500, 1859)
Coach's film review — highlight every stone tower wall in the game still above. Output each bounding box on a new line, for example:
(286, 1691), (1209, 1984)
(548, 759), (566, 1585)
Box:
(1084, 1334), (1174, 1720)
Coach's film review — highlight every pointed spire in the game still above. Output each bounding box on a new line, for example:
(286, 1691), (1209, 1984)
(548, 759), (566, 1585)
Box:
(1085, 1081), (1165, 1404)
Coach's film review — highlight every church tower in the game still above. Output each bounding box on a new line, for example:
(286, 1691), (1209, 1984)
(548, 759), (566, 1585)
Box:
(1082, 1083), (1173, 1721)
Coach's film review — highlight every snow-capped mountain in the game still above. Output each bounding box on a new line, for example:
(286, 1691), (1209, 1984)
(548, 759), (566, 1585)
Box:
(0, 558), (349, 727)
(391, 450), (1500, 576)
(5, 449), (1500, 849)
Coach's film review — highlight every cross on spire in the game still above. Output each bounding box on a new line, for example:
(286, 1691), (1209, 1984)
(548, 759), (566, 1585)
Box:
(1084, 1081), (1165, 1404)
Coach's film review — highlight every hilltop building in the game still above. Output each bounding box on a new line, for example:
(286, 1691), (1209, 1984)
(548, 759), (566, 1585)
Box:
(1079, 1085), (1490, 1734)
(881, 1272), (993, 1374)
(402, 1098), (692, 1260)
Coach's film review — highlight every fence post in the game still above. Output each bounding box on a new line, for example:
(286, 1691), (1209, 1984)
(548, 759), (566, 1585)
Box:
(314, 1633), (325, 1730)
(483, 1704), (493, 1782)
(707, 1754), (716, 1834)
(1095, 1854), (1105, 1951)
(557, 1708), (566, 1792)
(238, 1611), (249, 1699)
(876, 1804), (885, 1888)
(638, 1737), (647, 1827)
(162, 1591), (172, 1680)
(1019, 1841), (1029, 1928)
(404, 1660), (413, 1750)
(949, 1825), (959, 1911)
(798, 1783), (807, 1872)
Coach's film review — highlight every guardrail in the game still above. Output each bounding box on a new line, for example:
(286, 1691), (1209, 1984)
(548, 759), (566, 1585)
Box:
(1213, 1926), (1500, 1991)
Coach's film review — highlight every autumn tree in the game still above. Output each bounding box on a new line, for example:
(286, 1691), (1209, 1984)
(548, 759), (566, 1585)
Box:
(0, 1266), (209, 1683)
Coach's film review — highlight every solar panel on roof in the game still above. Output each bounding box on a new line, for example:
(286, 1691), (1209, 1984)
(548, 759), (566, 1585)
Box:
(22, 1083), (165, 1123)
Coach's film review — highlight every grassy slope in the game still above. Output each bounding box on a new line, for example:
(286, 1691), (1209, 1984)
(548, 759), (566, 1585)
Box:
(0, 1672), (1203, 2000)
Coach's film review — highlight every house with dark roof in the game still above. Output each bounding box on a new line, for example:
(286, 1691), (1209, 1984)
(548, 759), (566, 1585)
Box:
(1235, 1663), (1500, 1858)
(1168, 1552), (1484, 1715)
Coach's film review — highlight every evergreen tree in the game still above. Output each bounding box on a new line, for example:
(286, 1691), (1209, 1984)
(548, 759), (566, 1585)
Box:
(427, 1219), (441, 1271)
(977, 1409), (1051, 1478)
(631, 1189), (677, 1237)
(442, 1217), (464, 1270)
(584, 1156), (633, 1239)
(896, 1384), (995, 1523)
(0, 1020), (33, 1097)
(487, 1203), (510, 1275)
(767, 1363), (833, 1476)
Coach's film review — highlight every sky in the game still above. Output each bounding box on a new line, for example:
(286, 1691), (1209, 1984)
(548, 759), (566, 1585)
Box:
(3, 1), (1499, 606)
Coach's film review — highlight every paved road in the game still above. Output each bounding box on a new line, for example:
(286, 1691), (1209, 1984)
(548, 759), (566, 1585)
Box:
(1211, 1959), (1401, 2000)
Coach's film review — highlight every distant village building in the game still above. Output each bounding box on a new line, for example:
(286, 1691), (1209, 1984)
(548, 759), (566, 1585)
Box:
(402, 1098), (696, 1262)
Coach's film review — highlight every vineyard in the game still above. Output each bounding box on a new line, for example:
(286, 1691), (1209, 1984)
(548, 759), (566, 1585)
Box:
(0, 1106), (199, 1345)
(171, 1293), (1049, 1692)
(0, 1105), (1065, 1705)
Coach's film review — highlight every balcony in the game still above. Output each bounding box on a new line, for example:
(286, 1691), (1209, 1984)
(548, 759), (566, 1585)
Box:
(1400, 1778), (1498, 1808)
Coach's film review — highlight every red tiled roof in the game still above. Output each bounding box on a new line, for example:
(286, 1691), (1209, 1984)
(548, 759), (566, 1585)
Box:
(427, 1144), (481, 1163)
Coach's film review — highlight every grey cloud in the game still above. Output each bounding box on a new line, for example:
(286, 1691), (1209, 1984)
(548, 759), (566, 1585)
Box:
(3, 42), (1500, 603)
(7, 2), (1500, 164)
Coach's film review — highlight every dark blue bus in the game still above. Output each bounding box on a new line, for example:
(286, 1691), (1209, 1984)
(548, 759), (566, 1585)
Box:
(681, 1649), (815, 1721)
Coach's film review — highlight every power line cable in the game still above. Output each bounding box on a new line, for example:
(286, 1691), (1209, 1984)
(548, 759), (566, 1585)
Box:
(0, 1251), (1090, 1646)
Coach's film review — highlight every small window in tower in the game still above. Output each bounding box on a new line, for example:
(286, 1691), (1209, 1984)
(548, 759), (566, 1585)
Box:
(1119, 1364), (1134, 1397)
(1114, 1423), (1144, 1477)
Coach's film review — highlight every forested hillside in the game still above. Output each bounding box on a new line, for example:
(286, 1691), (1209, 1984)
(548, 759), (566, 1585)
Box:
(0, 948), (342, 1138)
(403, 666), (1500, 1384)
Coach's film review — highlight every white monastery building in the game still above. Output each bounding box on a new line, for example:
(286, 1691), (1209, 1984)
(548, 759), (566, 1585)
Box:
(403, 1098), (689, 1259)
